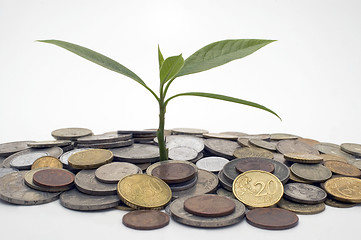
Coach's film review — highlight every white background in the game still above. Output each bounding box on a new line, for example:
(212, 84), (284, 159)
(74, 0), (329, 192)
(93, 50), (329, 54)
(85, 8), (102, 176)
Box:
(0, 0), (360, 239)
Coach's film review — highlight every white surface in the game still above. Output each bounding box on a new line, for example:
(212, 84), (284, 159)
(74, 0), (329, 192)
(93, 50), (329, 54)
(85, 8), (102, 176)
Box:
(0, 0), (360, 239)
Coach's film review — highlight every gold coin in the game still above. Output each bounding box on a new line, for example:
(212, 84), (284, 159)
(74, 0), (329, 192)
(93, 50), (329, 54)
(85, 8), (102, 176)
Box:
(68, 149), (113, 169)
(31, 156), (63, 170)
(233, 147), (274, 159)
(283, 153), (323, 164)
(324, 177), (361, 203)
(232, 170), (283, 208)
(321, 154), (347, 163)
(117, 174), (171, 210)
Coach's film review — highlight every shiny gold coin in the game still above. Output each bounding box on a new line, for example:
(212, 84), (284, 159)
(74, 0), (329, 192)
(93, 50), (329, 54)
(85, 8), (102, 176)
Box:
(117, 174), (171, 210)
(277, 198), (325, 215)
(68, 149), (113, 169)
(232, 170), (283, 208)
(324, 177), (361, 203)
(31, 156), (63, 170)
(233, 147), (274, 159)
(283, 153), (323, 164)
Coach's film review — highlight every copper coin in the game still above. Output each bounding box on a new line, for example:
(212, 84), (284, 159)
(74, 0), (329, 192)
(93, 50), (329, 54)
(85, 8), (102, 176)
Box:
(235, 158), (275, 173)
(246, 208), (299, 230)
(183, 194), (236, 217)
(122, 210), (170, 230)
(33, 168), (75, 188)
(323, 160), (361, 177)
(151, 162), (196, 184)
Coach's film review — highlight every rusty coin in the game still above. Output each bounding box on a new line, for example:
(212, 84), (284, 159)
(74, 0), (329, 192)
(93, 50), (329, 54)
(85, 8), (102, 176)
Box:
(151, 162), (196, 184)
(183, 194), (236, 217)
(235, 158), (275, 173)
(33, 168), (75, 188)
(246, 208), (299, 230)
(122, 210), (170, 230)
(323, 160), (361, 177)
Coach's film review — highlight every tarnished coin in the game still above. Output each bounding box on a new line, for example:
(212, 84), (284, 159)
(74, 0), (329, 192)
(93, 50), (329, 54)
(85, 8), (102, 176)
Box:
(95, 162), (142, 184)
(235, 158), (275, 173)
(75, 169), (117, 195)
(218, 170), (233, 191)
(146, 160), (197, 176)
(151, 162), (196, 184)
(270, 133), (299, 141)
(321, 154), (348, 163)
(283, 153), (323, 164)
(340, 143), (361, 157)
(277, 140), (319, 155)
(196, 156), (229, 172)
(324, 160), (361, 177)
(24, 168), (73, 192)
(237, 138), (252, 148)
(283, 183), (327, 204)
(204, 139), (239, 159)
(77, 132), (132, 144)
(117, 174), (172, 209)
(183, 194), (236, 217)
(117, 130), (157, 137)
(297, 138), (320, 147)
(246, 208), (298, 230)
(168, 146), (199, 161)
(277, 198), (325, 215)
(76, 139), (134, 149)
(202, 133), (239, 140)
(122, 210), (170, 230)
(325, 197), (357, 208)
(249, 139), (277, 151)
(0, 171), (60, 205)
(289, 171), (314, 184)
(169, 195), (246, 228)
(68, 149), (113, 169)
(33, 168), (75, 188)
(171, 128), (209, 135)
(324, 177), (361, 203)
(290, 163), (332, 182)
(51, 127), (93, 140)
(315, 143), (355, 163)
(27, 140), (72, 148)
(31, 156), (63, 170)
(233, 147), (274, 159)
(59, 148), (91, 166)
(216, 188), (235, 199)
(111, 144), (160, 163)
(168, 174), (198, 191)
(233, 170), (284, 208)
(0, 141), (34, 157)
(0, 168), (18, 178)
(165, 135), (204, 153)
(10, 152), (48, 170)
(60, 188), (120, 211)
(239, 134), (270, 140)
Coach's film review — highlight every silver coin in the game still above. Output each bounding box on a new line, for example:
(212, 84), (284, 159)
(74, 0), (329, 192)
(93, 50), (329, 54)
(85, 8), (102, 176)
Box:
(60, 188), (120, 211)
(284, 183), (327, 204)
(0, 171), (60, 205)
(196, 156), (230, 172)
(340, 143), (361, 157)
(169, 194), (245, 228)
(249, 139), (277, 151)
(216, 188), (235, 199)
(204, 139), (239, 159)
(276, 140), (319, 155)
(76, 139), (134, 149)
(217, 170), (233, 191)
(146, 160), (198, 176)
(117, 130), (157, 137)
(278, 198), (325, 214)
(171, 169), (219, 199)
(77, 132), (132, 144)
(10, 152), (48, 170)
(351, 160), (361, 170)
(168, 146), (199, 161)
(59, 148), (91, 165)
(111, 144), (160, 163)
(165, 135), (204, 153)
(27, 140), (72, 148)
(315, 143), (356, 164)
(171, 128), (209, 135)
(24, 168), (74, 192)
(202, 133), (239, 140)
(236, 138), (252, 147)
(0, 168), (18, 178)
(169, 175), (198, 192)
(270, 133), (299, 141)
(290, 163), (332, 182)
(0, 141), (34, 157)
(75, 169), (117, 195)
(95, 162), (142, 184)
(51, 127), (93, 140)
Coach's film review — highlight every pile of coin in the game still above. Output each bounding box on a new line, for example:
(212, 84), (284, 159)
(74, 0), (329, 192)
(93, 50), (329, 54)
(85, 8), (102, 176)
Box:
(1, 127), (361, 230)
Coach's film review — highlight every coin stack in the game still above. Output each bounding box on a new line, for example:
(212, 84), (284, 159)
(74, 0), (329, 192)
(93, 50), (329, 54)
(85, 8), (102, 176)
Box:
(117, 130), (157, 144)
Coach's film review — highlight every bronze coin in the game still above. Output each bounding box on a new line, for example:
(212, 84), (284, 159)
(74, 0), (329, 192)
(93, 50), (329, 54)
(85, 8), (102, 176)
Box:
(324, 160), (361, 177)
(246, 208), (299, 230)
(33, 168), (75, 188)
(235, 158), (275, 173)
(151, 162), (196, 184)
(183, 194), (236, 217)
(122, 210), (170, 230)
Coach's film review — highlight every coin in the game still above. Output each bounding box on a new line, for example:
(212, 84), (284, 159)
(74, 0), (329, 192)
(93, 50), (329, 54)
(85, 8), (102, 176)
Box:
(122, 210), (170, 230)
(168, 174), (198, 191)
(290, 163), (332, 182)
(237, 138), (252, 147)
(117, 130), (157, 137)
(95, 162), (141, 184)
(297, 138), (320, 147)
(0, 168), (18, 178)
(270, 133), (299, 141)
(196, 156), (229, 172)
(165, 135), (204, 153)
(31, 156), (63, 170)
(202, 133), (239, 140)
(24, 168), (73, 192)
(168, 146), (199, 161)
(27, 140), (72, 148)
(218, 170), (233, 191)
(33, 168), (75, 188)
(340, 143), (361, 157)
(169, 195), (245, 228)
(324, 197), (357, 208)
(276, 140), (319, 155)
(283, 183), (327, 204)
(233, 147), (274, 159)
(246, 208), (298, 230)
(75, 169), (117, 195)
(204, 139), (239, 159)
(249, 139), (277, 151)
(277, 198), (325, 215)
(235, 158), (275, 173)
(283, 153), (323, 164)
(315, 143), (355, 163)
(51, 127), (93, 140)
(117, 174), (171, 209)
(183, 194), (236, 217)
(59, 148), (91, 166)
(68, 149), (113, 169)
(324, 177), (361, 203)
(0, 171), (60, 205)
(289, 171), (314, 184)
(232, 170), (284, 208)
(321, 154), (348, 163)
(171, 128), (209, 135)
(111, 144), (160, 163)
(216, 188), (235, 199)
(323, 160), (361, 177)
(60, 188), (120, 211)
(151, 162), (196, 184)
(76, 139), (134, 149)
(77, 132), (132, 144)
(146, 160), (198, 176)
(10, 152), (48, 170)
(0, 141), (34, 157)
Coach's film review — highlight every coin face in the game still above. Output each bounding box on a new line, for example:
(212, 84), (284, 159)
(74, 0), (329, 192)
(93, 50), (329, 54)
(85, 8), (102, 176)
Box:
(196, 156), (229, 172)
(68, 149), (113, 169)
(340, 143), (361, 157)
(10, 152), (48, 170)
(0, 141), (34, 157)
(277, 140), (319, 155)
(233, 147), (274, 159)
(151, 163), (196, 184)
(315, 143), (355, 163)
(111, 144), (160, 163)
(283, 183), (327, 204)
(122, 210), (170, 230)
(59, 148), (91, 165)
(95, 162), (141, 184)
(324, 160), (361, 177)
(24, 169), (73, 192)
(232, 170), (284, 208)
(249, 139), (277, 151)
(168, 146), (199, 161)
(290, 163), (332, 182)
(235, 158), (275, 173)
(117, 174), (171, 209)
(324, 177), (361, 203)
(165, 135), (204, 153)
(75, 169), (117, 195)
(277, 198), (325, 215)
(31, 156), (63, 170)
(246, 208), (298, 230)
(51, 127), (93, 140)
(204, 139), (240, 158)
(33, 168), (75, 188)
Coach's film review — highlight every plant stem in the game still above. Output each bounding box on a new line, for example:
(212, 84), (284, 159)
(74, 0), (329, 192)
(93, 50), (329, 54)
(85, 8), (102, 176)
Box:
(157, 101), (167, 161)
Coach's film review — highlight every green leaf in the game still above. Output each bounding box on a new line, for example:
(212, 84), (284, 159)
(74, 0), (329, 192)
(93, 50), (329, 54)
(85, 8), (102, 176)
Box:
(177, 39), (276, 77)
(159, 54), (184, 84)
(158, 45), (164, 69)
(37, 39), (146, 87)
(166, 92), (281, 120)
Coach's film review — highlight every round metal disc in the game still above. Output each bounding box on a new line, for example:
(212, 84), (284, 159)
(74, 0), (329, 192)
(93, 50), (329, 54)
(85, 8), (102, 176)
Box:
(171, 128), (209, 135)
(27, 140), (72, 148)
(277, 198), (325, 214)
(111, 144), (160, 163)
(33, 168), (75, 188)
(204, 139), (240, 158)
(0, 141), (34, 157)
(31, 156), (63, 170)
(151, 162), (196, 184)
(51, 127), (93, 140)
(165, 135), (204, 153)
(0, 168), (19, 178)
(122, 210), (170, 230)
(283, 183), (327, 204)
(235, 157), (275, 173)
(75, 169), (117, 195)
(290, 163), (332, 182)
(196, 156), (230, 172)
(233, 147), (274, 159)
(246, 208), (298, 230)
(95, 162), (142, 183)
(68, 149), (113, 169)
(277, 140), (319, 155)
(168, 146), (199, 161)
(24, 168), (73, 192)
(77, 132), (132, 144)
